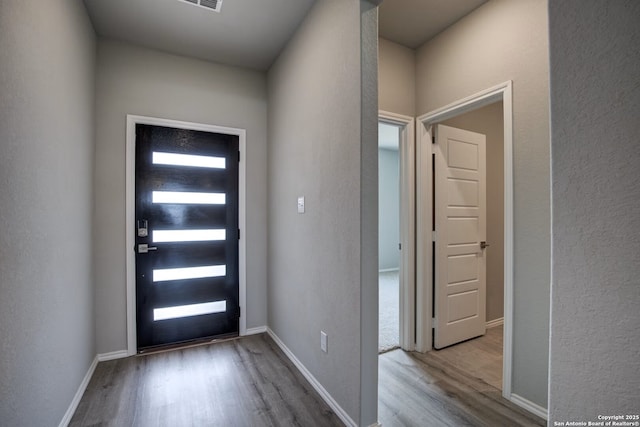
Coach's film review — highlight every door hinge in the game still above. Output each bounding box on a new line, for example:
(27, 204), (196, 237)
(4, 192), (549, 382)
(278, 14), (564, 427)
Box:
(399, 243), (402, 250)
(238, 229), (241, 240)
(432, 136), (436, 144)
(432, 318), (436, 328)
(238, 306), (241, 318)
(238, 151), (241, 162)
(432, 230), (437, 242)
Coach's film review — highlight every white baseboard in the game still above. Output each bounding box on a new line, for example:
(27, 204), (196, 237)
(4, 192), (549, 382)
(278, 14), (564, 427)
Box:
(510, 393), (548, 420)
(378, 268), (399, 273)
(98, 350), (129, 362)
(486, 317), (504, 328)
(58, 355), (98, 427)
(245, 325), (267, 335)
(369, 423), (382, 427)
(60, 350), (128, 426)
(266, 328), (357, 427)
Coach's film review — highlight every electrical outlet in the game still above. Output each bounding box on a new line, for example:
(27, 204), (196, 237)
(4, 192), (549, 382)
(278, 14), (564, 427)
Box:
(320, 331), (328, 353)
(297, 196), (305, 214)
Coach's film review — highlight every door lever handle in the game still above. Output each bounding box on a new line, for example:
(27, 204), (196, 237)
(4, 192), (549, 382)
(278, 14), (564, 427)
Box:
(138, 244), (158, 254)
(480, 241), (490, 249)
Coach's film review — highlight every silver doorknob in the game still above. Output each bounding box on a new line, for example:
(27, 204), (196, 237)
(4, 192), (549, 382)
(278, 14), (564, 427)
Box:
(480, 241), (490, 249)
(138, 244), (158, 254)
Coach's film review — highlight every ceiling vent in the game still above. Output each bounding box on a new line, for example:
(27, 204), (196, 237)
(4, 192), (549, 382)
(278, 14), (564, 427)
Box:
(179, 0), (223, 13)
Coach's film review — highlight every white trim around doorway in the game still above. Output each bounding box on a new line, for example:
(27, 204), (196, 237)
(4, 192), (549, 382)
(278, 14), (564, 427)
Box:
(378, 110), (415, 352)
(414, 81), (514, 400)
(125, 115), (247, 356)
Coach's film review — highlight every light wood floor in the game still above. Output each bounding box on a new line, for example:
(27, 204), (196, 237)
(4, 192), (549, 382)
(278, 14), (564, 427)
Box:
(70, 334), (343, 427)
(379, 325), (545, 427)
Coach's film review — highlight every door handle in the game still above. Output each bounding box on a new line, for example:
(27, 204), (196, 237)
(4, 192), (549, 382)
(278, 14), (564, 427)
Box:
(138, 244), (158, 254)
(480, 241), (490, 249)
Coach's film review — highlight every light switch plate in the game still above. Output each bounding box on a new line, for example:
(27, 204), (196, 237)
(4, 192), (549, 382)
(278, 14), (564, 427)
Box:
(297, 196), (305, 214)
(320, 331), (327, 353)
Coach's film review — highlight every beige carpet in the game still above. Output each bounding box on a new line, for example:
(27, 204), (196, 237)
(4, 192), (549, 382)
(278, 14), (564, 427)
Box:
(379, 270), (399, 353)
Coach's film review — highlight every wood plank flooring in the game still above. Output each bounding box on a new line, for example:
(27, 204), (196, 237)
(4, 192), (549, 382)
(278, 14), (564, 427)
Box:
(72, 327), (543, 427)
(70, 334), (342, 427)
(379, 325), (545, 427)
(428, 325), (504, 390)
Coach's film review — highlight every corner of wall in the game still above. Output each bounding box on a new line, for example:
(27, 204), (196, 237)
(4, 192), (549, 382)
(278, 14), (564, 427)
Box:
(360, 4), (380, 426)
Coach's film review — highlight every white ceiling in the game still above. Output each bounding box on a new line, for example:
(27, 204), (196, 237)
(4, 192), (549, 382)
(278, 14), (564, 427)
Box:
(83, 0), (316, 71)
(83, 0), (487, 71)
(378, 0), (487, 48)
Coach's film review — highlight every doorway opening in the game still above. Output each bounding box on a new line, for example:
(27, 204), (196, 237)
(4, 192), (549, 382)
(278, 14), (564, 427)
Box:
(416, 81), (514, 397)
(378, 121), (400, 352)
(427, 101), (505, 390)
(378, 111), (416, 354)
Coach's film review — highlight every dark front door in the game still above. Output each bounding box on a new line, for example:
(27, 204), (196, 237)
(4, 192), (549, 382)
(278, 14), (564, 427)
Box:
(135, 123), (239, 351)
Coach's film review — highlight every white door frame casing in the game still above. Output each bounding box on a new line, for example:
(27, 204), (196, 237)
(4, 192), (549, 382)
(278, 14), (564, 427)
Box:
(378, 111), (415, 351)
(415, 81), (514, 399)
(125, 114), (247, 356)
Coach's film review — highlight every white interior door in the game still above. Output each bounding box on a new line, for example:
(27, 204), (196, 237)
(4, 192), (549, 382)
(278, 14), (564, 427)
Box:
(434, 124), (486, 349)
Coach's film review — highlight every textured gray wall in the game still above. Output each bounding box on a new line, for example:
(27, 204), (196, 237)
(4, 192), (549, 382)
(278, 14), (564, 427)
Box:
(443, 102), (504, 323)
(378, 149), (400, 271)
(359, 3), (379, 424)
(0, 1), (96, 425)
(378, 38), (415, 117)
(93, 40), (268, 353)
(548, 0), (640, 421)
(415, 0), (550, 407)
(267, 0), (378, 423)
